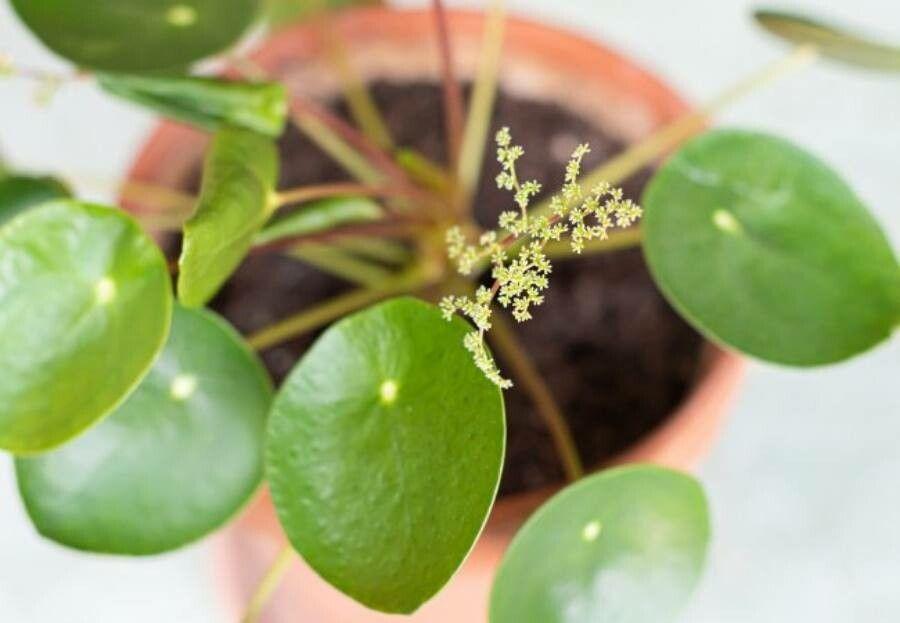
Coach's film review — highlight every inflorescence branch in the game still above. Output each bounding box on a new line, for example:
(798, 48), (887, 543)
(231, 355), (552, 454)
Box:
(441, 127), (642, 388)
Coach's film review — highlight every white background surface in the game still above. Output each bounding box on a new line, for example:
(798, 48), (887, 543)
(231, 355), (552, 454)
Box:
(1, 1), (898, 621)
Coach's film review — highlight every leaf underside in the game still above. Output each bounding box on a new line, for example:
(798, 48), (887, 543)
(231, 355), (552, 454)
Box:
(755, 9), (900, 72)
(177, 127), (279, 307)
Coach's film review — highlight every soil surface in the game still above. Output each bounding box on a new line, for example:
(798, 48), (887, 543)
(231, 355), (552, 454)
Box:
(184, 82), (704, 496)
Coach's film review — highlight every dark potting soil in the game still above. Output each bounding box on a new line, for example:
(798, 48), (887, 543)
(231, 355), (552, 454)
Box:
(187, 82), (704, 496)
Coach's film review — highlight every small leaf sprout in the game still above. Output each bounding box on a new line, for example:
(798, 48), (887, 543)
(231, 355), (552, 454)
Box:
(441, 128), (642, 388)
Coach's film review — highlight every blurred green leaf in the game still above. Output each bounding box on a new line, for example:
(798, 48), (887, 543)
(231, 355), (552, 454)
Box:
(755, 9), (900, 71)
(265, 0), (380, 27)
(11, 0), (261, 72)
(0, 174), (70, 227)
(98, 74), (287, 136)
(266, 297), (505, 613)
(255, 196), (381, 244)
(0, 200), (172, 454)
(178, 128), (278, 307)
(16, 304), (270, 554)
(490, 465), (710, 623)
(643, 129), (900, 365)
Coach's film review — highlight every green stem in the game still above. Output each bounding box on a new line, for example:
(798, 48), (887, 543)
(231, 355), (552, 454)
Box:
(289, 244), (395, 286)
(246, 270), (430, 351)
(290, 107), (385, 185)
(531, 45), (820, 220)
(336, 237), (412, 265)
(118, 179), (195, 213)
(488, 310), (584, 482)
(321, 16), (394, 150)
(458, 0), (506, 203)
(273, 182), (386, 207)
(241, 544), (294, 623)
(252, 219), (425, 255)
(395, 148), (454, 194)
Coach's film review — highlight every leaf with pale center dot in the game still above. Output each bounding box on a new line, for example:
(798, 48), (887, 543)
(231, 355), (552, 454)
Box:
(178, 127), (278, 307)
(266, 296), (505, 614)
(490, 465), (710, 623)
(0, 174), (70, 226)
(15, 304), (271, 555)
(642, 129), (900, 366)
(11, 0), (260, 72)
(0, 200), (172, 454)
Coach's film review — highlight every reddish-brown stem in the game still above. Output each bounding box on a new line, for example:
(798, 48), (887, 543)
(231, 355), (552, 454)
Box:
(290, 98), (408, 183)
(250, 219), (426, 255)
(432, 0), (464, 171)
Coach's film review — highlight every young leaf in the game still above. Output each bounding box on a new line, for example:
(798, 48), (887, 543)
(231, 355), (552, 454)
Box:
(643, 129), (900, 366)
(11, 0), (260, 72)
(0, 174), (70, 226)
(490, 465), (710, 623)
(755, 9), (900, 72)
(16, 305), (271, 555)
(98, 74), (287, 137)
(266, 297), (505, 614)
(265, 0), (380, 27)
(178, 128), (279, 307)
(0, 200), (172, 454)
(254, 196), (381, 245)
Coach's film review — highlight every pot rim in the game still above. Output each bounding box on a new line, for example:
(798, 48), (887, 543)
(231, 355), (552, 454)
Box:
(123, 5), (745, 536)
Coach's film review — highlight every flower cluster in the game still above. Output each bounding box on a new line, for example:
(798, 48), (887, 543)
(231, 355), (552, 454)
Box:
(442, 128), (642, 388)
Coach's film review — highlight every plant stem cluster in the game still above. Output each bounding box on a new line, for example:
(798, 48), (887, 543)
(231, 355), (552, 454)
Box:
(441, 128), (642, 388)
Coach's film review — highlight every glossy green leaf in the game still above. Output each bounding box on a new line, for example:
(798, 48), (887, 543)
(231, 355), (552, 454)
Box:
(490, 465), (710, 623)
(0, 200), (172, 454)
(643, 129), (900, 366)
(16, 304), (270, 554)
(178, 128), (278, 307)
(11, 0), (260, 72)
(98, 74), (287, 137)
(755, 9), (900, 71)
(266, 297), (505, 614)
(265, 0), (380, 27)
(0, 174), (70, 227)
(255, 196), (381, 245)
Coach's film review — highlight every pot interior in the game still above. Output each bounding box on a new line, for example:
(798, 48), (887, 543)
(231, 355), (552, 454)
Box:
(169, 80), (705, 496)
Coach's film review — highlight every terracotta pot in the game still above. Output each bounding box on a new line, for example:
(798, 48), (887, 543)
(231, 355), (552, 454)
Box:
(124, 7), (745, 622)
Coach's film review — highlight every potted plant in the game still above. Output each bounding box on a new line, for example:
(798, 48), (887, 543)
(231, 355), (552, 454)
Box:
(1, 2), (897, 622)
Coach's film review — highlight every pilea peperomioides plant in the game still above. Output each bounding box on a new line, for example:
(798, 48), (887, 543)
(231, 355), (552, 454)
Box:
(1, 2), (899, 622)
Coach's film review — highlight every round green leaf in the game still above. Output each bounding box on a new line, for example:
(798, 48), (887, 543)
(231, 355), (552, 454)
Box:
(16, 304), (271, 554)
(98, 74), (287, 137)
(643, 129), (900, 366)
(755, 10), (900, 72)
(0, 200), (172, 454)
(0, 174), (70, 227)
(255, 196), (381, 245)
(178, 128), (278, 307)
(11, 0), (260, 72)
(266, 297), (505, 614)
(490, 465), (710, 623)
